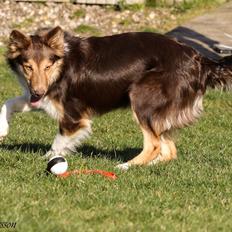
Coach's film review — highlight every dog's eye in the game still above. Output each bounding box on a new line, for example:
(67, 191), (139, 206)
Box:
(24, 65), (33, 72)
(45, 64), (52, 71)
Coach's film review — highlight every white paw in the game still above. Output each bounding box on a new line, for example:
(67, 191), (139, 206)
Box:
(44, 149), (68, 159)
(148, 155), (161, 166)
(115, 162), (131, 171)
(44, 150), (58, 159)
(0, 117), (9, 141)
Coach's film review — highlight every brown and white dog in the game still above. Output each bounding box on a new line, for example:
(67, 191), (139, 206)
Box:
(1, 26), (232, 170)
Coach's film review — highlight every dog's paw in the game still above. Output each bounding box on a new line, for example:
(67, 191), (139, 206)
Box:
(44, 150), (57, 159)
(44, 149), (68, 159)
(148, 155), (161, 166)
(115, 162), (131, 171)
(0, 117), (9, 141)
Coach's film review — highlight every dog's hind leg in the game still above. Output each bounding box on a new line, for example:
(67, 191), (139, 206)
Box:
(0, 95), (31, 141)
(117, 125), (161, 170)
(45, 118), (92, 158)
(148, 132), (177, 165)
(116, 71), (178, 170)
(116, 120), (161, 170)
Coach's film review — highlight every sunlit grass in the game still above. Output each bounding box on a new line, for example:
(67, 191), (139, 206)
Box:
(1, 36), (232, 231)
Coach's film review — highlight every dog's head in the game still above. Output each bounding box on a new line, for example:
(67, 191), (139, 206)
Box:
(7, 26), (65, 107)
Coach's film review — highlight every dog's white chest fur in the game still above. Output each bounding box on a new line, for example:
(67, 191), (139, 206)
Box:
(40, 97), (62, 120)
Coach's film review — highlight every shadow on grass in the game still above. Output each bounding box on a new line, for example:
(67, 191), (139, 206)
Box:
(0, 143), (140, 162)
(79, 145), (139, 162)
(0, 143), (50, 154)
(166, 26), (221, 60)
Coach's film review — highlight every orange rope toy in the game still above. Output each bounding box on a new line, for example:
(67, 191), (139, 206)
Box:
(46, 156), (117, 180)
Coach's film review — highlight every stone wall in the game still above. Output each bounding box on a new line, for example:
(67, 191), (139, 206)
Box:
(16, 0), (189, 5)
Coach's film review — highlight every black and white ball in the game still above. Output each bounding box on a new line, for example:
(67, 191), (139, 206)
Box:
(47, 156), (68, 175)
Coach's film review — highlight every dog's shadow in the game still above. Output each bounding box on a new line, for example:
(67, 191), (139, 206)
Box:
(0, 143), (139, 162)
(166, 26), (222, 60)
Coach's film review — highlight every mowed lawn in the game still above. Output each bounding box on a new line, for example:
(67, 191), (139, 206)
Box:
(1, 46), (232, 232)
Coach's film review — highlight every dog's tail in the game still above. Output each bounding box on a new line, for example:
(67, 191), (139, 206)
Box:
(205, 55), (232, 90)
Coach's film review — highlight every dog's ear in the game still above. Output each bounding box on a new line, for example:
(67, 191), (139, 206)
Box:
(45, 26), (64, 57)
(8, 30), (30, 59)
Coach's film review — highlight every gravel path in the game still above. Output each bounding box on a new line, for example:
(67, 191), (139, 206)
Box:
(0, 0), (176, 45)
(168, 1), (232, 59)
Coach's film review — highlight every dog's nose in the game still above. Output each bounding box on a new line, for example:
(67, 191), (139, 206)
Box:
(31, 88), (45, 97)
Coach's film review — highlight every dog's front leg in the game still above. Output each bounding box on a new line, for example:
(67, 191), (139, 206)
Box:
(45, 118), (92, 158)
(0, 95), (31, 140)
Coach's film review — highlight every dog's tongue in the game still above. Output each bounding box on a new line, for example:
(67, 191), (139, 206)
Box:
(30, 95), (41, 107)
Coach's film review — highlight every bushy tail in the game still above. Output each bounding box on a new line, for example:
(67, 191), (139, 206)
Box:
(205, 55), (232, 90)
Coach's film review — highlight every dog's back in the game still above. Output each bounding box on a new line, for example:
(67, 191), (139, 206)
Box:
(57, 32), (203, 114)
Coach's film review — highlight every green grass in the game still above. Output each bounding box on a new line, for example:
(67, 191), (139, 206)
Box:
(140, 26), (162, 33)
(173, 0), (226, 13)
(1, 47), (232, 232)
(70, 9), (86, 19)
(115, 1), (144, 11)
(119, 18), (134, 26)
(146, 0), (226, 9)
(74, 24), (101, 36)
(12, 18), (34, 30)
